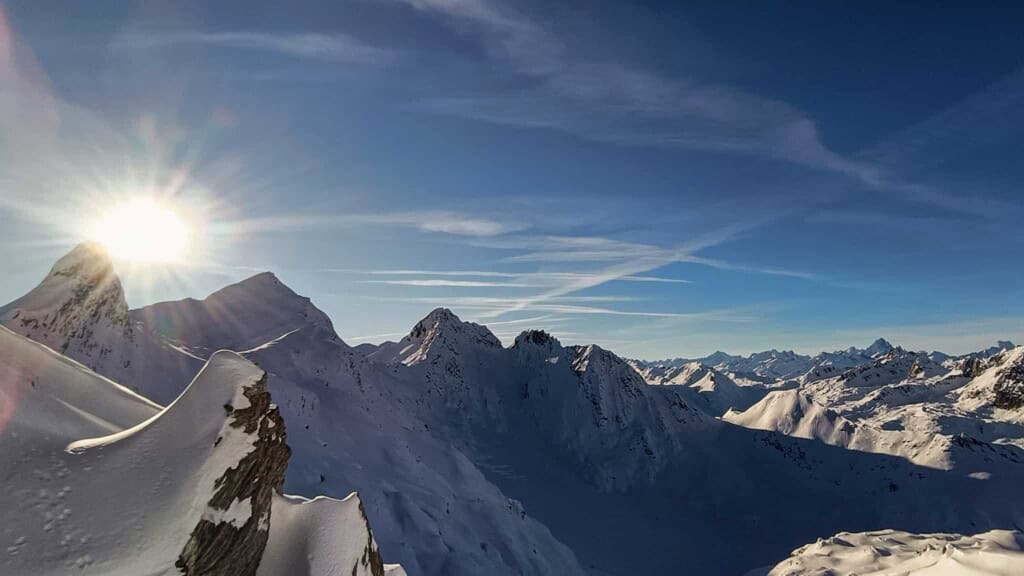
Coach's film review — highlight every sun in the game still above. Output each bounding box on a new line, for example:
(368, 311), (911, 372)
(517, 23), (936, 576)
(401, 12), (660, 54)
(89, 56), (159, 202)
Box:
(91, 199), (189, 263)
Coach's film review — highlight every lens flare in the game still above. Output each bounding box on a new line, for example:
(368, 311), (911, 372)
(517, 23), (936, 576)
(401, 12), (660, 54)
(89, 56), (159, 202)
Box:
(91, 198), (189, 263)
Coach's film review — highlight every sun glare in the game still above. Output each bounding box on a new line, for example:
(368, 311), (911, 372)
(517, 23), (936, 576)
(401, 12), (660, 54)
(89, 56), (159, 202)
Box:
(92, 199), (189, 263)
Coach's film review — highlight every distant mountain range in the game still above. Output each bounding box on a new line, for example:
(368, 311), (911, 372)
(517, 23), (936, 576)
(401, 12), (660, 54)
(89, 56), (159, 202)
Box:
(2, 243), (1023, 576)
(633, 336), (1015, 384)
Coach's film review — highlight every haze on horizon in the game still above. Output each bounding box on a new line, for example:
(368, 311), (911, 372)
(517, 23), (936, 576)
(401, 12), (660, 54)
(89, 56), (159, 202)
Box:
(1, 1), (1023, 359)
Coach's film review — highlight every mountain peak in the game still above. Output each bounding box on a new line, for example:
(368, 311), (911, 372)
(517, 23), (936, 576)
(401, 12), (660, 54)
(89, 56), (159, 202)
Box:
(209, 271), (299, 304)
(44, 241), (116, 284)
(513, 329), (562, 349)
(702, 350), (737, 365)
(865, 338), (894, 357)
(52, 239), (112, 268)
(134, 271), (338, 352)
(406, 307), (497, 344)
(410, 307), (462, 339)
(0, 242), (132, 361)
(0, 241), (130, 330)
(570, 343), (630, 376)
(392, 308), (501, 366)
(409, 307), (500, 346)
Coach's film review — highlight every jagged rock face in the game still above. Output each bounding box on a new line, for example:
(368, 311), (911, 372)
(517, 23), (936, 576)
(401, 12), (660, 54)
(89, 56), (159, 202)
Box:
(519, 329), (555, 347)
(837, 349), (941, 386)
(511, 330), (564, 363)
(992, 353), (1024, 410)
(957, 348), (1024, 414)
(958, 356), (986, 378)
(178, 373), (290, 576)
(0, 242), (132, 365)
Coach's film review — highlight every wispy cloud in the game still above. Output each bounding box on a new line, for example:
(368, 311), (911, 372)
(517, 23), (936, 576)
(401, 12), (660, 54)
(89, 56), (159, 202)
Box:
(393, 211), (526, 236)
(474, 314), (560, 327)
(453, 226), (814, 318)
(113, 31), (394, 65)
(365, 279), (533, 288)
(338, 268), (691, 284)
(399, 0), (880, 185)
(331, 220), (809, 322)
(362, 294), (755, 321)
(223, 210), (525, 237)
(619, 275), (692, 284)
(682, 256), (822, 281)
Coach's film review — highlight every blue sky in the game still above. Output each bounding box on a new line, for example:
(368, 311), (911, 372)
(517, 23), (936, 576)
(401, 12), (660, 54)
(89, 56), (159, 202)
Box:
(1, 0), (1023, 358)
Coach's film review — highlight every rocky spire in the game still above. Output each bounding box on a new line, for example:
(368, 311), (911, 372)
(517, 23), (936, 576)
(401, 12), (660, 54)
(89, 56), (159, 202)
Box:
(176, 365), (290, 575)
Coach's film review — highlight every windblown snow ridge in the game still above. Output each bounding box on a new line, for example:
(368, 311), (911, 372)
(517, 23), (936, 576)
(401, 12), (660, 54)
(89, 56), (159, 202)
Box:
(0, 333), (396, 576)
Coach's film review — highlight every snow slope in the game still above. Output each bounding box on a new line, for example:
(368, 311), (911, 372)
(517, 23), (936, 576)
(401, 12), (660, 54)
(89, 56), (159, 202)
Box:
(725, 389), (857, 445)
(260, 493), (395, 576)
(0, 324), (159, 463)
(763, 529), (1024, 576)
(0, 345), (284, 574)
(723, 389), (976, 468)
(0, 325), (395, 576)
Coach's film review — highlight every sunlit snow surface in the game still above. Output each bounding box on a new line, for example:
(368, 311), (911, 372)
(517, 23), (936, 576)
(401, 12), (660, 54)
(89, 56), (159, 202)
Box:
(761, 529), (1024, 576)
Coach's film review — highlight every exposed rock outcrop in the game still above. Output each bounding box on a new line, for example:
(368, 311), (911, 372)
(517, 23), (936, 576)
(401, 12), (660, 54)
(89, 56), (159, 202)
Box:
(177, 372), (290, 576)
(992, 351), (1024, 410)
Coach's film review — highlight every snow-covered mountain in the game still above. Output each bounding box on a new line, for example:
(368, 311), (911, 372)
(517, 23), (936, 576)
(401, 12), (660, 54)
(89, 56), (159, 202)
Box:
(5, 244), (1024, 575)
(355, 312), (1024, 574)
(725, 343), (1024, 471)
(634, 338), (907, 384)
(0, 243), (201, 404)
(630, 358), (774, 416)
(0, 243), (132, 362)
(636, 348), (815, 381)
(957, 346), (1024, 414)
(74, 271), (579, 575)
(0, 325), (396, 576)
(133, 271), (342, 356)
